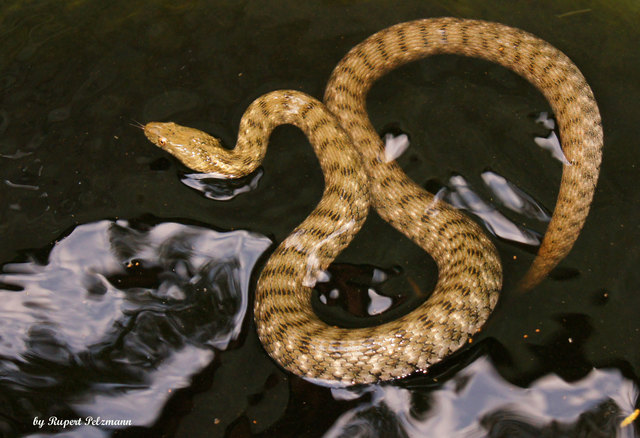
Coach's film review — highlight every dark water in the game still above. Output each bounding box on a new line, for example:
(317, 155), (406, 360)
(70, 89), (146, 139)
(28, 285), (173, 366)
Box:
(1, 0), (638, 437)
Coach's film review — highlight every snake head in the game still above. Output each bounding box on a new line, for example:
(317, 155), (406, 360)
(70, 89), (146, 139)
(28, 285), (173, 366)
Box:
(143, 122), (230, 175)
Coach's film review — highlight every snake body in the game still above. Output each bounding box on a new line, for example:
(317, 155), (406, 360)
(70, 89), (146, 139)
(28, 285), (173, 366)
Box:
(143, 18), (602, 385)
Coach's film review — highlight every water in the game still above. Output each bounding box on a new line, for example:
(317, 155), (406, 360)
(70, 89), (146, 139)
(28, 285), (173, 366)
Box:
(1, 1), (639, 437)
(0, 220), (271, 436)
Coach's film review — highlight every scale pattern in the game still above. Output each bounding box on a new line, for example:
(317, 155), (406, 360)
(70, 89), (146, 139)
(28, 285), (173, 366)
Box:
(143, 18), (602, 385)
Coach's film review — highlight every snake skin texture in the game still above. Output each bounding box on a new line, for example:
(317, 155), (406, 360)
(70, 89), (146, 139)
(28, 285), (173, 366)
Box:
(143, 18), (602, 385)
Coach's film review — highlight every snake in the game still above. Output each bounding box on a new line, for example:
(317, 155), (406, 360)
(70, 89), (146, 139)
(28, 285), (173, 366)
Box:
(143, 18), (603, 385)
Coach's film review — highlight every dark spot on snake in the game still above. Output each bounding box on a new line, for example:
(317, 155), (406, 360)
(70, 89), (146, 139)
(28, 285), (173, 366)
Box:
(480, 31), (489, 50)
(441, 301), (453, 312)
(352, 48), (375, 72)
(397, 28), (408, 53)
(375, 36), (390, 61)
(464, 265), (480, 277)
(439, 24), (448, 42)
(300, 102), (316, 119)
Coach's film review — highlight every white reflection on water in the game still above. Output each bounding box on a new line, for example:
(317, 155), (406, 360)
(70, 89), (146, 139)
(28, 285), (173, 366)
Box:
(325, 357), (638, 438)
(367, 288), (393, 315)
(534, 112), (571, 165)
(481, 171), (550, 222)
(443, 175), (541, 246)
(534, 132), (571, 165)
(181, 167), (264, 201)
(0, 220), (271, 435)
(379, 128), (554, 247)
(383, 133), (410, 163)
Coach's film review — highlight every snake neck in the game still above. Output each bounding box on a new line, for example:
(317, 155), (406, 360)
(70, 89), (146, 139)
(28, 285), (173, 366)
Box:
(235, 90), (366, 183)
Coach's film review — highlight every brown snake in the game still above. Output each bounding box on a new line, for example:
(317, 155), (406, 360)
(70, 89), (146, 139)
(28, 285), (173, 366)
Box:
(143, 18), (603, 385)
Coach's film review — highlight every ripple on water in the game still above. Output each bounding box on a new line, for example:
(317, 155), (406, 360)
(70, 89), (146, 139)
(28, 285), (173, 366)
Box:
(325, 356), (638, 438)
(0, 220), (271, 436)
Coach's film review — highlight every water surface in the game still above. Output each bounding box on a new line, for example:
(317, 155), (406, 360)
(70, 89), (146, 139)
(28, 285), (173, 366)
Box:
(1, 1), (638, 437)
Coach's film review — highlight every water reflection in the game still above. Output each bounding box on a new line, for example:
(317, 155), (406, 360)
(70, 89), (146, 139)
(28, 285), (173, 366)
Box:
(325, 357), (639, 438)
(383, 132), (410, 163)
(442, 175), (541, 246)
(480, 171), (550, 222)
(314, 263), (403, 321)
(180, 167), (264, 201)
(534, 112), (571, 165)
(0, 220), (271, 436)
(381, 131), (549, 247)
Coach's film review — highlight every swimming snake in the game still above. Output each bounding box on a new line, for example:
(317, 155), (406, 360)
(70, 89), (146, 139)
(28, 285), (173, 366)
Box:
(143, 18), (602, 384)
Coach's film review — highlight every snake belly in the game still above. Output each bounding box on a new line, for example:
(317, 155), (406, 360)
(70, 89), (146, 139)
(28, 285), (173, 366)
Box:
(143, 18), (603, 385)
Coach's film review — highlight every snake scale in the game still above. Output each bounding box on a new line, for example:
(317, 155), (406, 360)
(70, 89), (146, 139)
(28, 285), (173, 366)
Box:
(143, 18), (603, 385)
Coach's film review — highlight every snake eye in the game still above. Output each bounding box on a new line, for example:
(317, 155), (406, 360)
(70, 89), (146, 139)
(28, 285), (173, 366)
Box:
(158, 137), (167, 146)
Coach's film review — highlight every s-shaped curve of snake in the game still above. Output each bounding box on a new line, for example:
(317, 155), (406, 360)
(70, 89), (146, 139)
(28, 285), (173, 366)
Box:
(143, 18), (603, 385)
